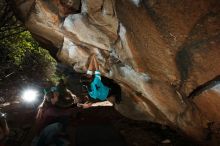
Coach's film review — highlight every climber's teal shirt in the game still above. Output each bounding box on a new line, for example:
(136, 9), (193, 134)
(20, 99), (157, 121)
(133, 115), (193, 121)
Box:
(89, 71), (110, 101)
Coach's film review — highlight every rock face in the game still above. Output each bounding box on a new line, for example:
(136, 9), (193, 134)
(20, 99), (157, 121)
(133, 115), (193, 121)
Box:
(10, 0), (220, 142)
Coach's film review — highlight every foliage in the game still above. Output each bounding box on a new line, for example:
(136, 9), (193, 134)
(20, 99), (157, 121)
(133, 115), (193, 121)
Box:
(0, 31), (59, 82)
(0, 0), (25, 40)
(0, 0), (59, 85)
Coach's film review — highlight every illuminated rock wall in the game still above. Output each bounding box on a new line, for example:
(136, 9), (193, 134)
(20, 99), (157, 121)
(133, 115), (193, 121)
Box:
(10, 0), (220, 142)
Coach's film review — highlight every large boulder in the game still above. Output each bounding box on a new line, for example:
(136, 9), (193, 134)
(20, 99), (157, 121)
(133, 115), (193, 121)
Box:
(10, 0), (220, 142)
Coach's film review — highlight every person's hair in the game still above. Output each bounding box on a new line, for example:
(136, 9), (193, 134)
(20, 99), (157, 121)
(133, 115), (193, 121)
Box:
(57, 79), (65, 87)
(59, 79), (64, 84)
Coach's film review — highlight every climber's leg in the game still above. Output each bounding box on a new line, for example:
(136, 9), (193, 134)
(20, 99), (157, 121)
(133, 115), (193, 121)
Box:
(87, 55), (96, 75)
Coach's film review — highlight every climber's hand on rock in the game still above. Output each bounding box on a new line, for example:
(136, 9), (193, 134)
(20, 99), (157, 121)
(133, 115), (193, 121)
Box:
(77, 103), (92, 109)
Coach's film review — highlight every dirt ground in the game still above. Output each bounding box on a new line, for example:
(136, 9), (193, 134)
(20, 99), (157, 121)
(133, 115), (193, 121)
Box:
(0, 101), (197, 146)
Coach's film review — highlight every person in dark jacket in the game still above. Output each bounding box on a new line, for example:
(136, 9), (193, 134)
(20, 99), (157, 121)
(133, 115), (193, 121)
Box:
(33, 82), (78, 146)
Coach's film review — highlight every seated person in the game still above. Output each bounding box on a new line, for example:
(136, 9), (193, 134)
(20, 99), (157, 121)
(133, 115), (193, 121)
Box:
(35, 83), (77, 137)
(33, 83), (78, 146)
(78, 55), (121, 109)
(0, 113), (9, 146)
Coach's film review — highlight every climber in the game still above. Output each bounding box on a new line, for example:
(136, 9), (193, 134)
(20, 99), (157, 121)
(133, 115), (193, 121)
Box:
(78, 54), (121, 109)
